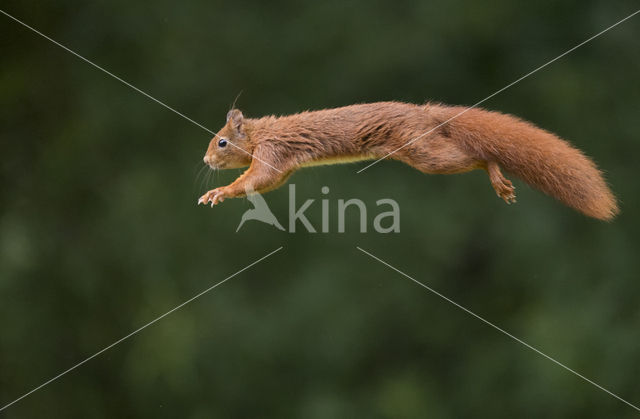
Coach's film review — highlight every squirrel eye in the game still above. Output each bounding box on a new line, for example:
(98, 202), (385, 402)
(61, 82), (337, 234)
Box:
(218, 139), (228, 148)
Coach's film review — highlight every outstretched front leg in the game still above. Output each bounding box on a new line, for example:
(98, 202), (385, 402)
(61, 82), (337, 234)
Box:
(486, 161), (516, 204)
(198, 161), (293, 206)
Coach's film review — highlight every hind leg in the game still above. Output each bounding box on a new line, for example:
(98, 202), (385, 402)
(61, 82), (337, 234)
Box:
(486, 161), (516, 204)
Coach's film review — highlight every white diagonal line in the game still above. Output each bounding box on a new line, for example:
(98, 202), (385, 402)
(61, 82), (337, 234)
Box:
(0, 8), (213, 134)
(0, 9), (282, 173)
(356, 9), (640, 173)
(0, 246), (283, 413)
(356, 246), (640, 413)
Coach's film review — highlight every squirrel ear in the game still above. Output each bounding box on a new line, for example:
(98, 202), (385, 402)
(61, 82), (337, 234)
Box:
(226, 109), (244, 131)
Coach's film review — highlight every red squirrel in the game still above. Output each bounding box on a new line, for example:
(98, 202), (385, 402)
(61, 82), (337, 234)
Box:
(197, 101), (618, 221)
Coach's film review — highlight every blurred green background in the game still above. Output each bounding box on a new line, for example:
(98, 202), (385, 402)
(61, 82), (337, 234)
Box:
(1, 0), (639, 417)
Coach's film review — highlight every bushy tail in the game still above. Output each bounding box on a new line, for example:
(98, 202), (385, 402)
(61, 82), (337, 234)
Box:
(448, 107), (618, 220)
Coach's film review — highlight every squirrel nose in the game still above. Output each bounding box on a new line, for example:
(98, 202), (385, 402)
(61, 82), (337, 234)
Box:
(203, 155), (211, 164)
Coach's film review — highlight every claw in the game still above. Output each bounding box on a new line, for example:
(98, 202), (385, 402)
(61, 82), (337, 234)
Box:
(199, 187), (229, 207)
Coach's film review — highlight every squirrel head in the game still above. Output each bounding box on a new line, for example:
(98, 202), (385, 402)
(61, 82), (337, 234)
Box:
(203, 109), (252, 169)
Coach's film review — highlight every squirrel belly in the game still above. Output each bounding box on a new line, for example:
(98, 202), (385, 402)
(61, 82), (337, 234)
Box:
(198, 102), (618, 221)
(299, 154), (377, 168)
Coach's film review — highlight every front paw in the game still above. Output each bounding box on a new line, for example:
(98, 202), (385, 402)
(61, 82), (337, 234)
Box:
(198, 187), (229, 207)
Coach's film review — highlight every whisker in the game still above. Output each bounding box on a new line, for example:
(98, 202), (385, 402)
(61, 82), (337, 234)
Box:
(199, 168), (210, 193)
(212, 168), (218, 188)
(194, 163), (210, 192)
(192, 161), (205, 176)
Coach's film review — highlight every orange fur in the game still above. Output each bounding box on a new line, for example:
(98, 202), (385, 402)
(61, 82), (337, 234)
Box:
(199, 102), (618, 220)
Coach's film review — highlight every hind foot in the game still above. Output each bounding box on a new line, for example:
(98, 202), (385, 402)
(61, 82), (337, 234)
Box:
(486, 161), (516, 204)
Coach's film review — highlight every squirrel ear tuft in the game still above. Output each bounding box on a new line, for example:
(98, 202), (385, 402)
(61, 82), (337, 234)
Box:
(226, 109), (244, 131)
